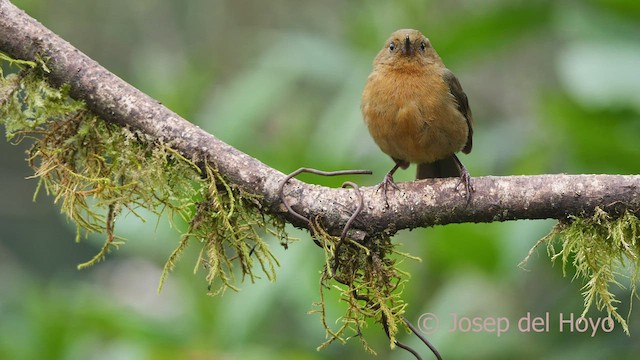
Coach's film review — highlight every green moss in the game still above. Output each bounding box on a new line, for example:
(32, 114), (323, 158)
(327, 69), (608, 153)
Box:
(160, 164), (287, 295)
(0, 62), (287, 296)
(0, 52), (36, 77)
(310, 221), (419, 352)
(523, 208), (640, 334)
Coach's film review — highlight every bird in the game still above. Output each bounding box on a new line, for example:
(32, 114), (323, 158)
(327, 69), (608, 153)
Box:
(361, 28), (474, 202)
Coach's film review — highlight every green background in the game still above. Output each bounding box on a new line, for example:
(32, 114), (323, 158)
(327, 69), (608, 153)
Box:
(1, 0), (640, 359)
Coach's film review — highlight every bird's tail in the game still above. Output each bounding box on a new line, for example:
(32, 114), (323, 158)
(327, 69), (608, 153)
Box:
(416, 156), (461, 179)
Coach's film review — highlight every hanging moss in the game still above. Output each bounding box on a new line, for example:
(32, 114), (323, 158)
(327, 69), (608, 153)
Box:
(0, 58), (287, 296)
(159, 163), (287, 295)
(523, 208), (640, 334)
(309, 219), (419, 353)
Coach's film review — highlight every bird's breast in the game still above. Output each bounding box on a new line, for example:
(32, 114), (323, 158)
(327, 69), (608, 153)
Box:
(362, 69), (468, 164)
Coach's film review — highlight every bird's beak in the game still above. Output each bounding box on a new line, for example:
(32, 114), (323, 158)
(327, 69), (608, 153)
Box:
(402, 35), (412, 55)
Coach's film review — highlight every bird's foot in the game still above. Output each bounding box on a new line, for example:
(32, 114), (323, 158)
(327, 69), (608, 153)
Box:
(455, 167), (474, 205)
(377, 172), (399, 207)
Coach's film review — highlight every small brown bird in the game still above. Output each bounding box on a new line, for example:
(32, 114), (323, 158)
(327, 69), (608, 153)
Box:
(361, 29), (474, 201)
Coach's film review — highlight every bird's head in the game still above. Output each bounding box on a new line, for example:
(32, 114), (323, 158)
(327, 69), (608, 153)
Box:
(373, 29), (440, 69)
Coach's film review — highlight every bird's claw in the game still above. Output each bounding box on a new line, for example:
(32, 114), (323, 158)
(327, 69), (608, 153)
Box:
(455, 168), (474, 205)
(377, 173), (399, 207)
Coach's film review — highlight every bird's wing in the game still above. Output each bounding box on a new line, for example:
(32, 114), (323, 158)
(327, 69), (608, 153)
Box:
(443, 69), (473, 154)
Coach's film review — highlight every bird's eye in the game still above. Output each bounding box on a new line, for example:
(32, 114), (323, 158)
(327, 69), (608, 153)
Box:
(389, 42), (395, 52)
(420, 42), (427, 51)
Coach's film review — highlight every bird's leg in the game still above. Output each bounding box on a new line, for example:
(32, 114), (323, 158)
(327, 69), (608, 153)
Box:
(377, 162), (403, 206)
(452, 154), (474, 204)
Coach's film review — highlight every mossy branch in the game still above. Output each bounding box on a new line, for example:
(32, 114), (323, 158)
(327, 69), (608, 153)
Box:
(1, 0), (639, 241)
(1, 68), (288, 296)
(2, 0), (640, 354)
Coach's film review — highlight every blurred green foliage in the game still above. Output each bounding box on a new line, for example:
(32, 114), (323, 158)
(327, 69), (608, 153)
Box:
(1, 0), (640, 359)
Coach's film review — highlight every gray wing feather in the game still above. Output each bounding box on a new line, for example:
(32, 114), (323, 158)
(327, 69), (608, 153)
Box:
(443, 69), (473, 154)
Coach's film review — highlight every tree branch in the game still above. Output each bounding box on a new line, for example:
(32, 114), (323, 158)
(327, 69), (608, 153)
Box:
(1, 0), (639, 240)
